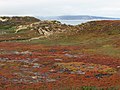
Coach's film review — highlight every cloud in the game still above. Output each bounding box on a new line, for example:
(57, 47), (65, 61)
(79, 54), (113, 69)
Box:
(0, 0), (120, 17)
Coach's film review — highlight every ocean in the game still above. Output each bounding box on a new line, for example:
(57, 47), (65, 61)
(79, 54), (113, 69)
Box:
(58, 19), (101, 25)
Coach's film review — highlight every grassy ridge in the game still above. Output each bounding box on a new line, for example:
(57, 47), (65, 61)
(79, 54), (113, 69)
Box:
(26, 20), (120, 58)
(0, 20), (120, 58)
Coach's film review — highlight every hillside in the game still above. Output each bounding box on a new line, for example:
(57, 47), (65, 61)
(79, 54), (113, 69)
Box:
(77, 20), (120, 34)
(0, 16), (40, 32)
(57, 15), (117, 20)
(0, 18), (120, 57)
(0, 18), (120, 43)
(0, 17), (120, 89)
(38, 15), (119, 20)
(0, 18), (76, 41)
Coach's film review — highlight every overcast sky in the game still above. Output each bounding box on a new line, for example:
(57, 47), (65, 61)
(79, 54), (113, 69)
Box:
(0, 0), (120, 17)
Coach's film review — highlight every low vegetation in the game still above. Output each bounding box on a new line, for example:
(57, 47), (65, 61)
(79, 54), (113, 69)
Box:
(0, 17), (120, 90)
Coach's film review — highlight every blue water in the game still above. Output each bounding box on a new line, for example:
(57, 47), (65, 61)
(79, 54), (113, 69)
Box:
(58, 19), (102, 25)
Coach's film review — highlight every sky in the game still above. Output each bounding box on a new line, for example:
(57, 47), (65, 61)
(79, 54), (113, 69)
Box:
(0, 0), (120, 17)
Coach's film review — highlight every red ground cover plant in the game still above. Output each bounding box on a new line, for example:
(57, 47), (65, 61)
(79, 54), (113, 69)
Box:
(0, 42), (120, 90)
